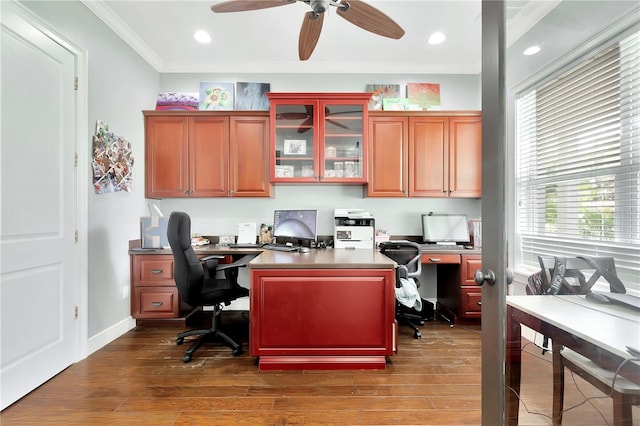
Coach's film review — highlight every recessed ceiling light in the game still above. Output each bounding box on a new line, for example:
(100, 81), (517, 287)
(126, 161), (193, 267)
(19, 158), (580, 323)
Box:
(194, 30), (211, 44)
(523, 45), (541, 56)
(428, 32), (446, 45)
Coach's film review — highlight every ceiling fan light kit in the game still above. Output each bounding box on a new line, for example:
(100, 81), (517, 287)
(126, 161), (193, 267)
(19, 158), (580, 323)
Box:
(211, 0), (404, 61)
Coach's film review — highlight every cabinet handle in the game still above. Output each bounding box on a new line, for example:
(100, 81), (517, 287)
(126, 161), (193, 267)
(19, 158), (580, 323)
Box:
(150, 301), (163, 307)
(429, 258), (441, 263)
(151, 269), (163, 274)
(477, 301), (482, 306)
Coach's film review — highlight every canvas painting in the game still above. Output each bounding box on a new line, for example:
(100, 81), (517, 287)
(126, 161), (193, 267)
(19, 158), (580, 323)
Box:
(407, 83), (441, 110)
(155, 92), (198, 110)
(236, 82), (270, 110)
(366, 84), (401, 110)
(382, 98), (409, 111)
(199, 82), (234, 110)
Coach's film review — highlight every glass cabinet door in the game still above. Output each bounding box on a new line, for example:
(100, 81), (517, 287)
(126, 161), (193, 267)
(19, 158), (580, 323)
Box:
(272, 102), (317, 181)
(321, 102), (366, 182)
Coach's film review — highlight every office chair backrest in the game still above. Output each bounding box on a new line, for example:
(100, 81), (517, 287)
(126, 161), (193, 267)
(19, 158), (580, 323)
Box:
(537, 255), (625, 294)
(379, 241), (422, 279)
(167, 211), (205, 304)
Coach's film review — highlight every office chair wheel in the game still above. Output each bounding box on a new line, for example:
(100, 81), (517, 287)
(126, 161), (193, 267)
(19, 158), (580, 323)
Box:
(176, 337), (185, 345)
(232, 346), (243, 356)
(182, 354), (192, 363)
(414, 330), (422, 339)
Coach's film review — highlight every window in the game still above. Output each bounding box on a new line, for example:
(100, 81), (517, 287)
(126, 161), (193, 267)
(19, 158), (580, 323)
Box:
(516, 30), (640, 291)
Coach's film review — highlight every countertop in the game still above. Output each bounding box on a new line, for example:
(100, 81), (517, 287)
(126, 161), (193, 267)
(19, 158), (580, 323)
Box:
(247, 248), (396, 269)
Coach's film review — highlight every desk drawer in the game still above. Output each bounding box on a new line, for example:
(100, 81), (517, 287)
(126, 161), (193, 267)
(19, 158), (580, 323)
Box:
(134, 287), (179, 318)
(461, 286), (482, 317)
(136, 256), (174, 285)
(421, 253), (461, 264)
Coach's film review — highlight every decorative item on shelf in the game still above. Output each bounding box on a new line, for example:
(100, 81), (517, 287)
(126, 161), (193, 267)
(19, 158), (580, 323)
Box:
(334, 162), (344, 178)
(366, 84), (401, 110)
(382, 98), (409, 111)
(407, 82), (441, 110)
(325, 169), (336, 178)
(235, 82), (270, 110)
(283, 139), (307, 155)
(275, 165), (295, 178)
(259, 224), (272, 244)
(344, 161), (358, 177)
(199, 82), (234, 111)
(301, 163), (314, 177)
(325, 145), (337, 158)
(155, 92), (198, 110)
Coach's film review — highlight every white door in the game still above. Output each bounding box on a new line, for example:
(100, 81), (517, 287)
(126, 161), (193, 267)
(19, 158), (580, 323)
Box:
(1, 4), (78, 409)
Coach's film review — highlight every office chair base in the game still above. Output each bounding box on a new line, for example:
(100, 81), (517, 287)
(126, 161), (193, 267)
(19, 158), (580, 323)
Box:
(176, 307), (244, 362)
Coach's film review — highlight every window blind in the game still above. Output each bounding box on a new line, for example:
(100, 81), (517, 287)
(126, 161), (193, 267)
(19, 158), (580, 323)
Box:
(516, 30), (640, 291)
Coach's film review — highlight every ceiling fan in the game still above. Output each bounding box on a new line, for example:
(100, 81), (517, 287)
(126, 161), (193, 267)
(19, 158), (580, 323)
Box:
(210, 0), (405, 61)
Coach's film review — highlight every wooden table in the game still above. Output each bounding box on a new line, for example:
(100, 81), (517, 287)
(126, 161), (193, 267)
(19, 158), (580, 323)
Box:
(506, 295), (640, 425)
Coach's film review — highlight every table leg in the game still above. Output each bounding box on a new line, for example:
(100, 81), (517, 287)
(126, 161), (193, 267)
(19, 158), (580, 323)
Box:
(552, 342), (564, 426)
(506, 305), (522, 426)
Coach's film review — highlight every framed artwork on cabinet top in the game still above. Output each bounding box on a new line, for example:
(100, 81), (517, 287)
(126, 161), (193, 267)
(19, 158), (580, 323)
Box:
(236, 82), (270, 110)
(407, 83), (441, 110)
(366, 84), (401, 110)
(283, 139), (307, 155)
(199, 82), (234, 110)
(155, 92), (198, 110)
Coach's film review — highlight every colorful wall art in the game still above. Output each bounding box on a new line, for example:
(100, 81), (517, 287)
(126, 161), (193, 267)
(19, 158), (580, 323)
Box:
(199, 82), (234, 110)
(366, 84), (401, 110)
(407, 83), (441, 110)
(92, 120), (134, 194)
(155, 92), (198, 110)
(236, 82), (270, 110)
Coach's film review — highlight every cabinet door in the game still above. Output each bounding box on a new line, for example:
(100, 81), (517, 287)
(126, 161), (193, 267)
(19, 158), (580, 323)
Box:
(230, 116), (272, 197)
(321, 101), (367, 183)
(409, 117), (448, 196)
(271, 100), (318, 182)
(145, 115), (189, 198)
(367, 116), (408, 197)
(449, 116), (482, 198)
(189, 116), (229, 197)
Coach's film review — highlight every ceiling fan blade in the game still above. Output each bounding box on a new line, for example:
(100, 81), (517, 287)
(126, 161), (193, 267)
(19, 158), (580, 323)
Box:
(276, 112), (310, 120)
(211, 0), (295, 13)
(299, 11), (324, 61)
(336, 0), (404, 39)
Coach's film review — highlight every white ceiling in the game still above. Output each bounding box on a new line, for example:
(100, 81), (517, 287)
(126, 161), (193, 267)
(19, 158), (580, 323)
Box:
(83, 0), (560, 74)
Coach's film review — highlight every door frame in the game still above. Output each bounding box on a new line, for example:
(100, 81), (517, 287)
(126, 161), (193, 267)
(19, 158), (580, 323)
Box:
(7, 1), (89, 362)
(480, 1), (507, 424)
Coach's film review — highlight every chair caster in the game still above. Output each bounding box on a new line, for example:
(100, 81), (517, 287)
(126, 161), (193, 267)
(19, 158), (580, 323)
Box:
(182, 354), (192, 363)
(176, 337), (184, 345)
(414, 330), (422, 339)
(232, 346), (243, 356)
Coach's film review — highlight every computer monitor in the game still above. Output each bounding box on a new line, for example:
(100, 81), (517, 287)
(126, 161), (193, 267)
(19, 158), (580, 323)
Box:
(421, 213), (470, 244)
(272, 209), (318, 244)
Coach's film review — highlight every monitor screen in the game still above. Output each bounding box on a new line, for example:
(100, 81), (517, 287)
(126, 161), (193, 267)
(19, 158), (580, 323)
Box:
(421, 213), (470, 243)
(272, 209), (318, 242)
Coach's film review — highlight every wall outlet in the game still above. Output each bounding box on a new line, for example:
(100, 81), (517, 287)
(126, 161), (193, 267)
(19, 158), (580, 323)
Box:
(121, 285), (129, 300)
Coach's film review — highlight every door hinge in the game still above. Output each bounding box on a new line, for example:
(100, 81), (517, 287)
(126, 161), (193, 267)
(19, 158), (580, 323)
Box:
(74, 306), (79, 319)
(74, 230), (78, 243)
(74, 152), (78, 167)
(74, 76), (78, 90)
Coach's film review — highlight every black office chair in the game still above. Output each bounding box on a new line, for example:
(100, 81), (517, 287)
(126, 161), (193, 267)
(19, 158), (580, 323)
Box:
(380, 240), (432, 339)
(167, 211), (250, 362)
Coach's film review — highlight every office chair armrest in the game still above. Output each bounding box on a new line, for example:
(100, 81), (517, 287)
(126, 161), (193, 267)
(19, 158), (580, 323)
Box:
(216, 254), (255, 272)
(200, 255), (225, 262)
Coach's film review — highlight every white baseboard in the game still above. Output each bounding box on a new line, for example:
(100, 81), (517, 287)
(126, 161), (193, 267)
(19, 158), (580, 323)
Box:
(87, 316), (136, 356)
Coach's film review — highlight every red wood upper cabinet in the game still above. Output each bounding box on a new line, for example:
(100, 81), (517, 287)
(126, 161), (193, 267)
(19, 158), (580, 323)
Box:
(267, 93), (370, 183)
(144, 111), (271, 198)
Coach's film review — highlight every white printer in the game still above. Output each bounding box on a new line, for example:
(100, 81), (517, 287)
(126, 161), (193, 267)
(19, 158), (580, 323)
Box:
(334, 209), (375, 249)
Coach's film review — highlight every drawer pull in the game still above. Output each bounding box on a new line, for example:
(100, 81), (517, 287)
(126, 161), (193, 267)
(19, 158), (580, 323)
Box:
(151, 269), (163, 274)
(429, 258), (441, 263)
(150, 301), (163, 307)
(477, 301), (482, 306)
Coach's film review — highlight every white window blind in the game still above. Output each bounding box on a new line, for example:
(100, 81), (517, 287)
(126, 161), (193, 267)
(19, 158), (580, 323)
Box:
(516, 30), (640, 291)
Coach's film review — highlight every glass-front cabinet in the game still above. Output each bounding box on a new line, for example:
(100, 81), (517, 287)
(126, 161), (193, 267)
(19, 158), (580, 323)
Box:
(267, 93), (370, 183)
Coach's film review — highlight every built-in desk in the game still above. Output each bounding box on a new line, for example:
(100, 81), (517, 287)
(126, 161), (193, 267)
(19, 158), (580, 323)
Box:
(249, 249), (396, 370)
(420, 249), (482, 324)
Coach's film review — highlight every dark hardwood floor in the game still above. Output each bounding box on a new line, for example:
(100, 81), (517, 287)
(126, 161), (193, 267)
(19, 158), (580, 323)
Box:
(1, 312), (637, 425)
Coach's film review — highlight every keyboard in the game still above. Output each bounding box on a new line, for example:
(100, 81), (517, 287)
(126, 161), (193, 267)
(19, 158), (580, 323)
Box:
(228, 243), (264, 248)
(420, 244), (464, 251)
(263, 244), (298, 252)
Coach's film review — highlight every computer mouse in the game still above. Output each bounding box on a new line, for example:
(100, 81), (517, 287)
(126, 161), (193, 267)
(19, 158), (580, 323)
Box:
(299, 247), (310, 253)
(585, 291), (610, 304)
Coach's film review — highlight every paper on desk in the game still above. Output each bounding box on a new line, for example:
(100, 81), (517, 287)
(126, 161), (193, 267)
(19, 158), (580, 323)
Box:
(237, 223), (257, 244)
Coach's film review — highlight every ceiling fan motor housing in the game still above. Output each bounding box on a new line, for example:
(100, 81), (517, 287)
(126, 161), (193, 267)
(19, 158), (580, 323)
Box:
(310, 0), (330, 14)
